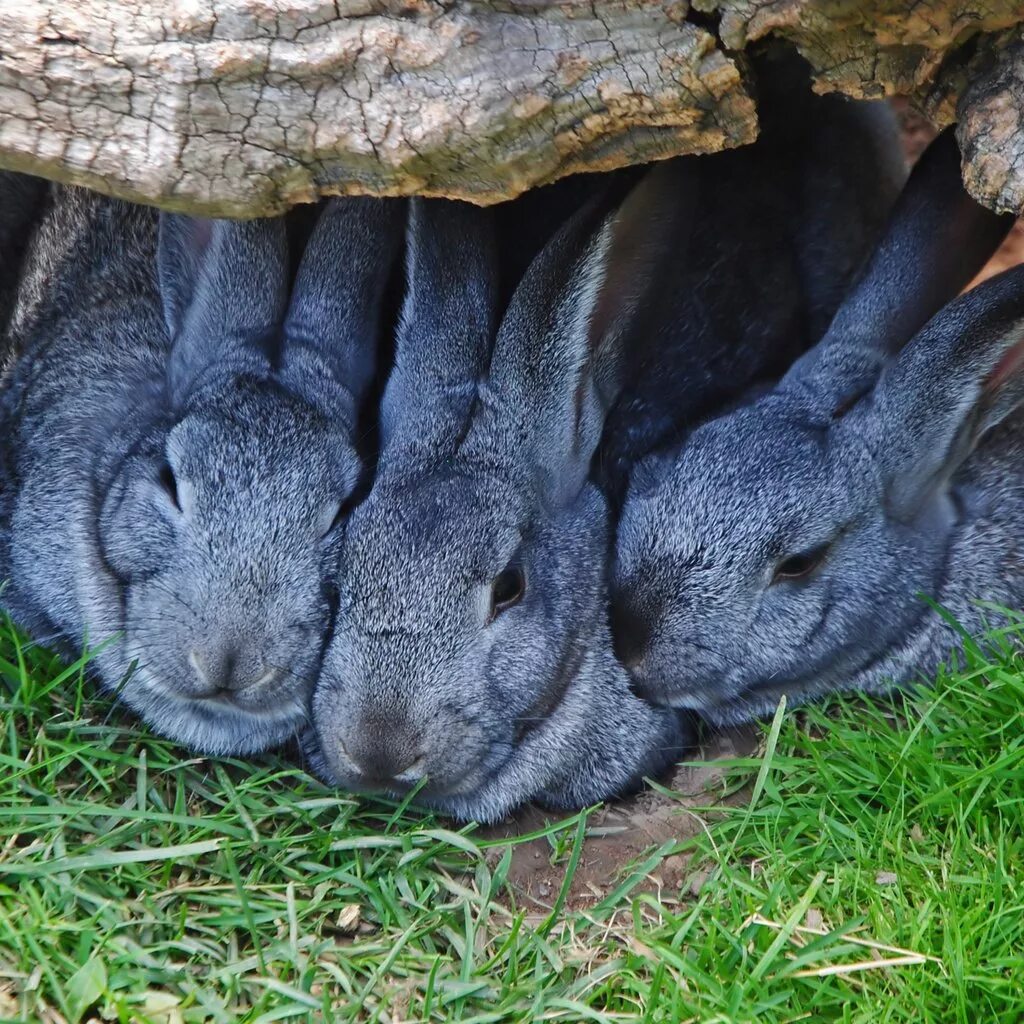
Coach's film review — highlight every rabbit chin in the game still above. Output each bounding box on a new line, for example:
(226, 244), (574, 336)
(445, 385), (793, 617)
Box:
(111, 660), (308, 755)
(628, 643), (824, 726)
(629, 661), (778, 728)
(300, 732), (511, 821)
(306, 671), (596, 824)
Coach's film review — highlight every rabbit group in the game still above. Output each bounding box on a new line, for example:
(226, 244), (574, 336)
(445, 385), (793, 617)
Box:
(305, 79), (908, 821)
(3, 52), (1018, 823)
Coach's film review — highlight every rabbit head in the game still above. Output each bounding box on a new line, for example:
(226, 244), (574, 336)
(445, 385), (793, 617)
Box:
(613, 130), (1018, 723)
(89, 199), (400, 754)
(308, 175), (695, 822)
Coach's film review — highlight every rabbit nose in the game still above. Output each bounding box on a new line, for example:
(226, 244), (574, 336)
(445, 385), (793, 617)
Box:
(340, 719), (426, 784)
(609, 593), (653, 670)
(189, 647), (276, 696)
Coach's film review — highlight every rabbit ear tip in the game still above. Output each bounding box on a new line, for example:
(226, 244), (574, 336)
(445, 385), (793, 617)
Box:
(985, 334), (1024, 393)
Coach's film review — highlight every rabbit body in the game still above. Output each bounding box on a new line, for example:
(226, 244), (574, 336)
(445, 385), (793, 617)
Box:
(1, 188), (162, 640)
(613, 130), (1023, 724)
(1, 187), (399, 754)
(307, 92), (901, 819)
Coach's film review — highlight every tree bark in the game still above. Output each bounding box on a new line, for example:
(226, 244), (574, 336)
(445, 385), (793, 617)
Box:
(0, 1), (1021, 216)
(957, 27), (1024, 215)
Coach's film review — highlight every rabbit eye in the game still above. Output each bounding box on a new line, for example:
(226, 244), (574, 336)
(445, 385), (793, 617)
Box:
(490, 563), (526, 618)
(772, 543), (830, 584)
(158, 462), (182, 513)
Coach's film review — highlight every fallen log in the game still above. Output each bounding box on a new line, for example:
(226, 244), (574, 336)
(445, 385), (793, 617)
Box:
(0, 1), (1021, 215)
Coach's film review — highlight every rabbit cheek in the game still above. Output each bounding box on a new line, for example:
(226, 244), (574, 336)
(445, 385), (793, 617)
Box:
(635, 633), (737, 710)
(98, 479), (178, 582)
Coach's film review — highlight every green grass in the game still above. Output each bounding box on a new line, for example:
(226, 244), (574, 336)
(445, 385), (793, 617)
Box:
(2, 614), (1024, 1023)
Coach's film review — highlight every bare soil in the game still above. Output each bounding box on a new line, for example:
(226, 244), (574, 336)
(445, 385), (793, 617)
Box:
(485, 725), (759, 910)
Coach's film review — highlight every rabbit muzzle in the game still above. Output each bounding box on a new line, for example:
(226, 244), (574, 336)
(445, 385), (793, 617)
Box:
(109, 592), (322, 754)
(117, 655), (310, 755)
(311, 661), (502, 801)
(318, 712), (428, 790)
(608, 587), (656, 670)
(612, 596), (736, 709)
(186, 644), (288, 703)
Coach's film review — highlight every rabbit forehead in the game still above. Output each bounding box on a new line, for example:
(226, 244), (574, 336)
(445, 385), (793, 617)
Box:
(345, 469), (526, 600)
(683, 409), (835, 516)
(361, 465), (526, 553)
(169, 383), (356, 501)
(629, 408), (850, 572)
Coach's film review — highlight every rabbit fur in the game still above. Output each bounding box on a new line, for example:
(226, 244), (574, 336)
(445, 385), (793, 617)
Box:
(305, 187), (697, 823)
(612, 129), (1021, 724)
(596, 49), (907, 498)
(0, 186), (400, 754)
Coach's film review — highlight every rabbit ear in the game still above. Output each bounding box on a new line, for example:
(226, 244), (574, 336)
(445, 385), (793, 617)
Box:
(780, 128), (1014, 417)
(479, 160), (697, 502)
(864, 262), (1024, 519)
(379, 198), (498, 461)
(158, 214), (289, 403)
(280, 198), (403, 427)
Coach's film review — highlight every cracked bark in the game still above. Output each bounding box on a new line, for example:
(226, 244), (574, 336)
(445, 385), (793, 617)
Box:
(0, 1), (1021, 216)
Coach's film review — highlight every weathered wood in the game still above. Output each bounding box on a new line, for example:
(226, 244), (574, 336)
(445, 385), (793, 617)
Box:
(957, 27), (1024, 215)
(701, 0), (1022, 98)
(0, 1), (1021, 215)
(0, 1), (756, 216)
(695, 1), (1024, 215)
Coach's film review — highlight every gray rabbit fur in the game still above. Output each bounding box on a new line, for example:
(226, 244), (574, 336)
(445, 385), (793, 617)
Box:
(596, 49), (907, 497)
(0, 186), (400, 754)
(306, 186), (695, 823)
(613, 129), (1020, 725)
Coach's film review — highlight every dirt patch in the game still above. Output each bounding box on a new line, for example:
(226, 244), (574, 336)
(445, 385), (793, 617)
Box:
(484, 725), (760, 910)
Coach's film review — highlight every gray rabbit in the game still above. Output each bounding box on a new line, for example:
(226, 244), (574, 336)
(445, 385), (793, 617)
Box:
(0, 188), (400, 754)
(306, 184), (694, 823)
(612, 130), (1019, 725)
